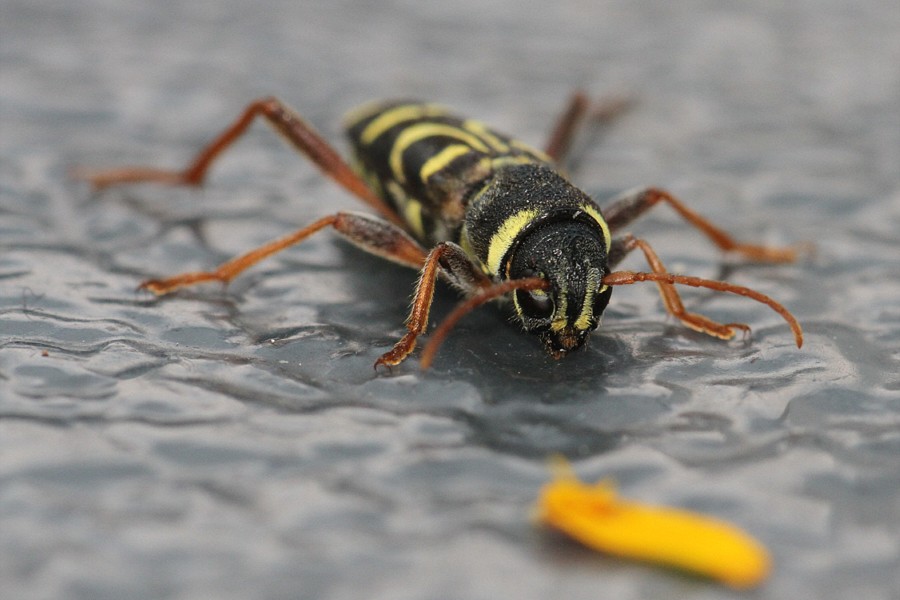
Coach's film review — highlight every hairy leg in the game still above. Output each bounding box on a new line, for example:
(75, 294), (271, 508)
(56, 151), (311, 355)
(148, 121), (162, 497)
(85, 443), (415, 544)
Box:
(140, 211), (426, 295)
(73, 97), (403, 225)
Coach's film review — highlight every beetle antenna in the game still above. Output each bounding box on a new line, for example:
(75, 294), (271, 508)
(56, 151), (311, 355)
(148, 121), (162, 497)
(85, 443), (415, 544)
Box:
(420, 277), (549, 369)
(602, 271), (803, 348)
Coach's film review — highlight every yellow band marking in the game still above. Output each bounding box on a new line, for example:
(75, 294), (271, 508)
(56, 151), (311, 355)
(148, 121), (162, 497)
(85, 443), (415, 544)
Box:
(463, 119), (510, 153)
(419, 144), (472, 183)
(490, 155), (542, 170)
(386, 181), (425, 239)
(358, 104), (447, 145)
(403, 200), (426, 240)
(581, 204), (611, 251)
(341, 101), (388, 131)
(509, 139), (554, 163)
(486, 208), (538, 276)
(390, 124), (491, 184)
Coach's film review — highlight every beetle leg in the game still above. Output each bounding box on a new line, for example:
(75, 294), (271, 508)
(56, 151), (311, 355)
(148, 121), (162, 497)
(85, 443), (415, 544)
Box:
(375, 242), (492, 369)
(602, 187), (802, 263)
(544, 91), (590, 163)
(139, 211), (427, 295)
(419, 276), (548, 369)
(72, 97), (404, 226)
(606, 234), (752, 341)
(544, 91), (633, 165)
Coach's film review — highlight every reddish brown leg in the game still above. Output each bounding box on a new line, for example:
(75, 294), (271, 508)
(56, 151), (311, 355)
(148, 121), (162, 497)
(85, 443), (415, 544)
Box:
(604, 235), (803, 347)
(73, 97), (404, 226)
(603, 187), (802, 263)
(544, 91), (590, 163)
(544, 91), (634, 164)
(375, 242), (492, 369)
(140, 211), (427, 295)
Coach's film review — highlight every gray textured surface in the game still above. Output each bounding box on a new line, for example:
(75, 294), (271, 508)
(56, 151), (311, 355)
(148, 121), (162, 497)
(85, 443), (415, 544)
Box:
(2, 1), (899, 599)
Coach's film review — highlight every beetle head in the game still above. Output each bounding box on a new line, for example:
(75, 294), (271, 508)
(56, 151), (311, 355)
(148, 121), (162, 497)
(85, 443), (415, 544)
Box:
(507, 220), (612, 358)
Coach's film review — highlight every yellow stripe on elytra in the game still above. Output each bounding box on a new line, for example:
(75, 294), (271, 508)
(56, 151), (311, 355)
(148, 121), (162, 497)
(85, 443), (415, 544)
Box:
(386, 181), (426, 239)
(403, 200), (426, 240)
(490, 155), (541, 170)
(509, 139), (554, 163)
(340, 101), (388, 131)
(390, 124), (491, 184)
(358, 104), (448, 146)
(486, 209), (539, 276)
(419, 144), (472, 183)
(462, 119), (510, 153)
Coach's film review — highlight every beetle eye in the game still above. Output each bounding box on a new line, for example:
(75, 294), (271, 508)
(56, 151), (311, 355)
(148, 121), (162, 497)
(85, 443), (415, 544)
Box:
(516, 289), (554, 319)
(592, 286), (612, 317)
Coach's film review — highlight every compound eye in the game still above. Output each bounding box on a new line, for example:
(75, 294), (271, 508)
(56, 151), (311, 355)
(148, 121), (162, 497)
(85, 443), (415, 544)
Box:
(516, 288), (554, 320)
(592, 286), (613, 317)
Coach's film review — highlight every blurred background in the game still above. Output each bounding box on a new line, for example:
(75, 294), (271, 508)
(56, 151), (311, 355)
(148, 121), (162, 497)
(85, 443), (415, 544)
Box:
(2, 1), (899, 599)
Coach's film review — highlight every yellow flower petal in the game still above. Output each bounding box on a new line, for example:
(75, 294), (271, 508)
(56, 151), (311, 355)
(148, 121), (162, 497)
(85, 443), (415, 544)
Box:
(535, 460), (771, 589)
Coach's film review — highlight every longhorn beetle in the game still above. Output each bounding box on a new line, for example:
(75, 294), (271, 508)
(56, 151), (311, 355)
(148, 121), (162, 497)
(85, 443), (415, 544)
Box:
(74, 92), (803, 369)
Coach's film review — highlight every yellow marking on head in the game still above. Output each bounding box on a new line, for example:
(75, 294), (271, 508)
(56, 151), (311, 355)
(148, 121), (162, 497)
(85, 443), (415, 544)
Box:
(390, 124), (491, 184)
(550, 287), (569, 331)
(574, 267), (601, 330)
(358, 104), (448, 145)
(462, 119), (510, 153)
(486, 209), (539, 276)
(419, 144), (472, 182)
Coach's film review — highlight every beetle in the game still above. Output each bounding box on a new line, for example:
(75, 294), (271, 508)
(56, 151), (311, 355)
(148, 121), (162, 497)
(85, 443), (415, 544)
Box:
(74, 92), (803, 369)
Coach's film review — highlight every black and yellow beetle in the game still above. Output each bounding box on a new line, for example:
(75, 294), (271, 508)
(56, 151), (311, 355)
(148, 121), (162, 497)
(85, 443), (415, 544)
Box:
(75, 92), (803, 369)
